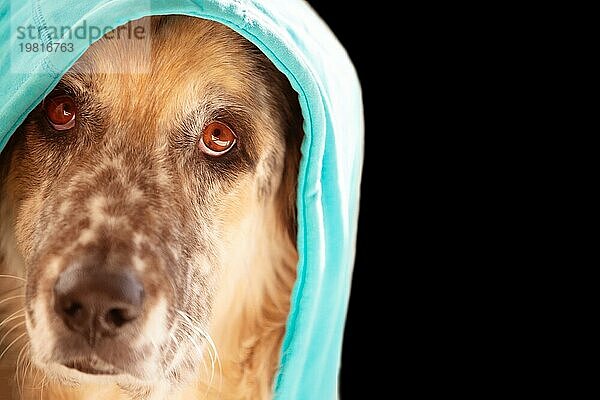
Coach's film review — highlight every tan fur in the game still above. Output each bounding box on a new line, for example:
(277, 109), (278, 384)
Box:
(0, 15), (302, 400)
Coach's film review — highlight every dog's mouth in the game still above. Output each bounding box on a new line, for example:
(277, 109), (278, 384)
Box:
(63, 357), (120, 376)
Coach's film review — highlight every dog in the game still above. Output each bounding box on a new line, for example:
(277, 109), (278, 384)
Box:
(0, 15), (302, 400)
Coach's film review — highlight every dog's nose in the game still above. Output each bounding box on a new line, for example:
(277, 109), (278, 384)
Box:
(53, 267), (144, 343)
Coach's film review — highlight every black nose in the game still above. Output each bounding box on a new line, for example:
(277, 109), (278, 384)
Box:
(53, 267), (144, 345)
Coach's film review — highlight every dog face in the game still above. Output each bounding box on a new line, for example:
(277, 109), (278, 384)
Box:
(0, 16), (301, 391)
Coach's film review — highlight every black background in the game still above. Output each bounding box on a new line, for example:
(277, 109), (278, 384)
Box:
(305, 1), (375, 396)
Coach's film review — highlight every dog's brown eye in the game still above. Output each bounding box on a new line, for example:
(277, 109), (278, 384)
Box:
(44, 95), (77, 130)
(199, 122), (237, 156)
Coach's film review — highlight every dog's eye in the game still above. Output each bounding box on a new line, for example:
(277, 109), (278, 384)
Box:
(44, 94), (77, 130)
(199, 122), (237, 156)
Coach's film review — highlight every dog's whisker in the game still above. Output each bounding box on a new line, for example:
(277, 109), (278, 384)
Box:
(175, 318), (214, 398)
(16, 341), (29, 395)
(0, 285), (25, 298)
(175, 309), (223, 393)
(39, 376), (47, 400)
(32, 355), (46, 391)
(183, 315), (221, 389)
(173, 317), (208, 367)
(0, 309), (25, 328)
(167, 331), (180, 377)
(15, 342), (40, 396)
(0, 274), (26, 282)
(0, 331), (28, 360)
(0, 309), (25, 330)
(0, 294), (25, 307)
(0, 319), (26, 348)
(192, 328), (217, 388)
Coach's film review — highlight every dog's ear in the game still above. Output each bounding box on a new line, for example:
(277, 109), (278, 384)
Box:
(277, 88), (303, 244)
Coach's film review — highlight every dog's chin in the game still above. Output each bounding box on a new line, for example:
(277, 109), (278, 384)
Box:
(38, 360), (148, 387)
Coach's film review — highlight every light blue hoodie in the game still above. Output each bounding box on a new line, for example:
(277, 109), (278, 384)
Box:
(0, 1), (363, 398)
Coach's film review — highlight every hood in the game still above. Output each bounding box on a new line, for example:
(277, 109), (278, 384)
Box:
(0, 1), (363, 398)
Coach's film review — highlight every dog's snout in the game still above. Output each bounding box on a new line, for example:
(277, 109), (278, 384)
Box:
(53, 267), (144, 343)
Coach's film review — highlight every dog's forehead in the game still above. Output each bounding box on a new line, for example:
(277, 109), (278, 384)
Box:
(62, 17), (258, 130)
